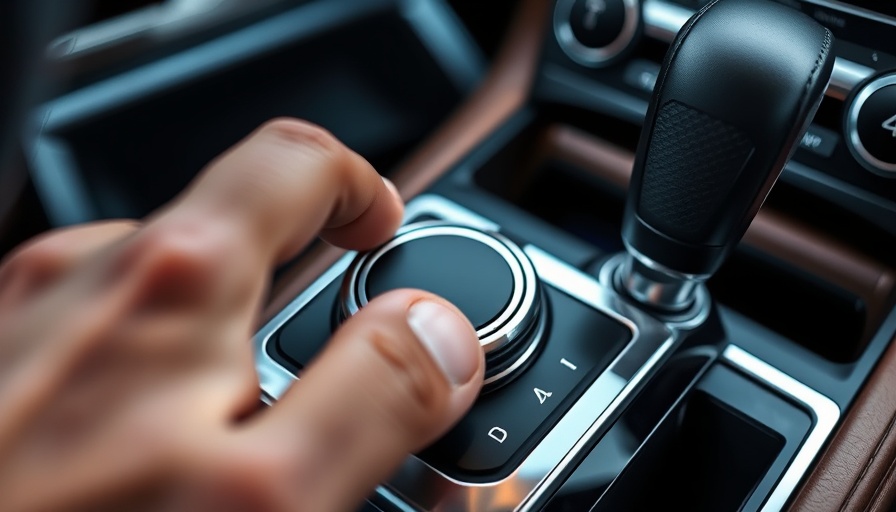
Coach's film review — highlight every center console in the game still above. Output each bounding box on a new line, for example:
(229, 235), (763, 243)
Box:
(253, 0), (896, 510)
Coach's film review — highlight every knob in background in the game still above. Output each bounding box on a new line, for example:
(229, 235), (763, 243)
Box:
(845, 71), (896, 178)
(554, 0), (642, 67)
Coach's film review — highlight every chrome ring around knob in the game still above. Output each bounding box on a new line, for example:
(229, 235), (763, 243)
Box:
(340, 222), (545, 390)
(845, 72), (896, 177)
(554, 0), (641, 67)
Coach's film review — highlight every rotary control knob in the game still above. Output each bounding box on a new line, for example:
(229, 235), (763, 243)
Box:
(845, 72), (896, 177)
(340, 222), (546, 391)
(554, 0), (641, 67)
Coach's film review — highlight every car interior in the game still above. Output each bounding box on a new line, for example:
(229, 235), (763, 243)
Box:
(2, 0), (896, 510)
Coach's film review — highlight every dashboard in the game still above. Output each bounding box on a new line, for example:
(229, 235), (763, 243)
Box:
(5, 0), (896, 510)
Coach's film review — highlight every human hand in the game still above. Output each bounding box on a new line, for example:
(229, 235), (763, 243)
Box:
(0, 119), (485, 511)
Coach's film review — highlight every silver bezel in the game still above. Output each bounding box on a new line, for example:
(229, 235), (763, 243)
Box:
(253, 195), (840, 511)
(341, 223), (538, 355)
(721, 345), (840, 512)
(845, 73), (896, 177)
(554, 0), (641, 67)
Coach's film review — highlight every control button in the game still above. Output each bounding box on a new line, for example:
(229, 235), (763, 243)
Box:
(488, 427), (508, 444)
(799, 124), (839, 158)
(571, 0), (625, 49)
(341, 223), (545, 391)
(364, 233), (513, 329)
(845, 73), (896, 177)
(554, 0), (640, 67)
(534, 388), (553, 404)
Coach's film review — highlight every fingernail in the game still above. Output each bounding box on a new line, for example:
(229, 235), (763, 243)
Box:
(381, 176), (401, 202)
(407, 300), (480, 386)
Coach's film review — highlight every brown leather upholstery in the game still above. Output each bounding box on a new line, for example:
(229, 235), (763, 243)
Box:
(790, 331), (896, 512)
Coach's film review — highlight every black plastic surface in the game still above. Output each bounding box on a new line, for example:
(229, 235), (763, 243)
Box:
(366, 235), (514, 329)
(569, 0), (628, 49)
(272, 277), (631, 481)
(273, 279), (341, 373)
(622, 0), (835, 276)
(590, 364), (810, 512)
(543, 349), (715, 511)
(418, 285), (631, 480)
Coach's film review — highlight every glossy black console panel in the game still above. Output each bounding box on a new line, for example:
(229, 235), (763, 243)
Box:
(257, 2), (895, 507)
(255, 192), (843, 511)
(407, 108), (895, 509)
(547, 355), (814, 512)
(253, 104), (893, 509)
(255, 195), (681, 510)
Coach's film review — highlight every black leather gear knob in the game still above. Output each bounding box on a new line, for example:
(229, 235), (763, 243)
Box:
(621, 0), (834, 278)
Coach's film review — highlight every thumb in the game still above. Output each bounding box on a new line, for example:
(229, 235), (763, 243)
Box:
(251, 289), (484, 511)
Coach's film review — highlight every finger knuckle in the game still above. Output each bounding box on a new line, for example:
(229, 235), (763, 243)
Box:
(126, 225), (228, 297)
(259, 118), (342, 157)
(0, 237), (67, 288)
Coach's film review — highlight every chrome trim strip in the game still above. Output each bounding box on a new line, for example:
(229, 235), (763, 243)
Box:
(517, 245), (679, 511)
(597, 253), (711, 331)
(642, 0), (876, 99)
(254, 253), (355, 399)
(643, 0), (692, 41)
(722, 345), (841, 512)
(845, 73), (896, 176)
(347, 225), (533, 349)
(253, 195), (676, 512)
(829, 58), (876, 100)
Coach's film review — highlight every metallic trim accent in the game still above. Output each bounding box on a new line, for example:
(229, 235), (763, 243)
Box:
(845, 73), (896, 176)
(554, 0), (641, 67)
(253, 195), (676, 511)
(342, 223), (538, 355)
(643, 0), (691, 40)
(481, 308), (546, 387)
(722, 345), (841, 512)
(828, 58), (876, 100)
(598, 252), (711, 331)
(619, 255), (699, 311)
(622, 239), (711, 282)
(642, 0), (875, 99)
(340, 221), (545, 388)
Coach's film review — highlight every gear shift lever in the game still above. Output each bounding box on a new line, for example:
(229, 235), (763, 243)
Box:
(618, 0), (834, 312)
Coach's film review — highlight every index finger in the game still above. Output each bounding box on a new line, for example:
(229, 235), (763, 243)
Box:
(152, 118), (403, 266)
